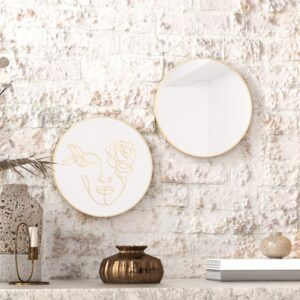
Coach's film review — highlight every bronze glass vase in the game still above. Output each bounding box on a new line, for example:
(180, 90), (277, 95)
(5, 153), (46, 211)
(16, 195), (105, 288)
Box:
(99, 246), (164, 284)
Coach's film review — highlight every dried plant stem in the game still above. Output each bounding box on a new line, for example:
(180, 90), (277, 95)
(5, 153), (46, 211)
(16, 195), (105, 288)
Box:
(0, 81), (12, 97)
(0, 82), (54, 178)
(0, 157), (54, 177)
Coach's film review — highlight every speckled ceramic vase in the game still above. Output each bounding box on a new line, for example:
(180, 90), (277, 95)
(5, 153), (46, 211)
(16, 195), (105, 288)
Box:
(0, 184), (42, 281)
(260, 232), (292, 259)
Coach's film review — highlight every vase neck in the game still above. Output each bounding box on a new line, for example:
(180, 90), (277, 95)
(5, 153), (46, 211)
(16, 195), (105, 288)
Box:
(117, 246), (147, 255)
(270, 232), (282, 237)
(119, 249), (145, 254)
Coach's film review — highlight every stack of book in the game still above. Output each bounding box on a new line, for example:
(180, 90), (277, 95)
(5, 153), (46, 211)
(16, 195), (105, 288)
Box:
(206, 259), (300, 281)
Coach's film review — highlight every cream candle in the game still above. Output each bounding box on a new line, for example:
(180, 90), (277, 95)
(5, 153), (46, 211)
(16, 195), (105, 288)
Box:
(28, 227), (38, 247)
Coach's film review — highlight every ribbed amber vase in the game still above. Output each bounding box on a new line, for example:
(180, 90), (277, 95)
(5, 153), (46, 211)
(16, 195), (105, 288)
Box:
(99, 246), (164, 284)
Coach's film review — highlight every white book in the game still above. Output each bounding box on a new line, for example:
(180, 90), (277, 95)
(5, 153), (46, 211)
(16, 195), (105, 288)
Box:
(206, 259), (300, 271)
(206, 270), (300, 281)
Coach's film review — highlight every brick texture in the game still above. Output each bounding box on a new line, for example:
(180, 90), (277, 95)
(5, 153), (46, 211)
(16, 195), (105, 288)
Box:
(0, 0), (300, 279)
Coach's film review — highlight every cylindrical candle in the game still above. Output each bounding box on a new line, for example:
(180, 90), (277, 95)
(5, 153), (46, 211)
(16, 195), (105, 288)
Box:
(28, 227), (38, 247)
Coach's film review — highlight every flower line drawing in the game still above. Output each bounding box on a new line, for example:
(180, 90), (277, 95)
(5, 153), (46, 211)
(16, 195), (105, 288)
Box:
(62, 141), (135, 206)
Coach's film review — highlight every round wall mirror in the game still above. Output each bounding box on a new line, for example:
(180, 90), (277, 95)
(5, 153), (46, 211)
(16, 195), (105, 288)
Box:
(154, 59), (252, 157)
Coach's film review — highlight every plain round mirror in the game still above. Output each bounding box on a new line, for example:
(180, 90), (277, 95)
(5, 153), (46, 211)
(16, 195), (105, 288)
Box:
(154, 59), (252, 157)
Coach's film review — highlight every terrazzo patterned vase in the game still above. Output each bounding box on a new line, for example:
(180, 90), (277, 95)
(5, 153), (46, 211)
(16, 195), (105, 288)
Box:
(0, 184), (42, 281)
(260, 232), (292, 259)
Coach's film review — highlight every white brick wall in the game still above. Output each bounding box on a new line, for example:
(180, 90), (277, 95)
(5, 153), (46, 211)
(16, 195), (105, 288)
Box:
(1, 0), (300, 279)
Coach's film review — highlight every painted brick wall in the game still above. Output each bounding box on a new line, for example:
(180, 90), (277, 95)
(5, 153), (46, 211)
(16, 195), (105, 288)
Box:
(1, 0), (300, 279)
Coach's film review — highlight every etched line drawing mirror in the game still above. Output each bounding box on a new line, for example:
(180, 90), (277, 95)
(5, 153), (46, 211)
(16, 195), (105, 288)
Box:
(53, 117), (153, 217)
(154, 59), (252, 157)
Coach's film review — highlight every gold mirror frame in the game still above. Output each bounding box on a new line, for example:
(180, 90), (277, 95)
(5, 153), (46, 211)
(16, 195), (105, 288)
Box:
(154, 58), (253, 158)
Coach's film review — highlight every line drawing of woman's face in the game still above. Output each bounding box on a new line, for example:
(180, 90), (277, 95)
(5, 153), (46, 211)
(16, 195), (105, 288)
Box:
(62, 141), (135, 206)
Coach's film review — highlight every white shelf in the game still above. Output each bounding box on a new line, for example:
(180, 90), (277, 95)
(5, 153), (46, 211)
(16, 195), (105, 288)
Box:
(1, 279), (300, 299)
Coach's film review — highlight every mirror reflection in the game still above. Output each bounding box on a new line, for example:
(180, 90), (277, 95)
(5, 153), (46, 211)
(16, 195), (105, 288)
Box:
(155, 59), (252, 157)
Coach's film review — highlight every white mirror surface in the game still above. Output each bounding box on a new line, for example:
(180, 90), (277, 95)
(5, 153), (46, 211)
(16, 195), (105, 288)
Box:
(155, 59), (252, 157)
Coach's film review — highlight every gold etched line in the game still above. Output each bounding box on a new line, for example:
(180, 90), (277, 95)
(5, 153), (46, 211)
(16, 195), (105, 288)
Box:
(62, 141), (135, 206)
